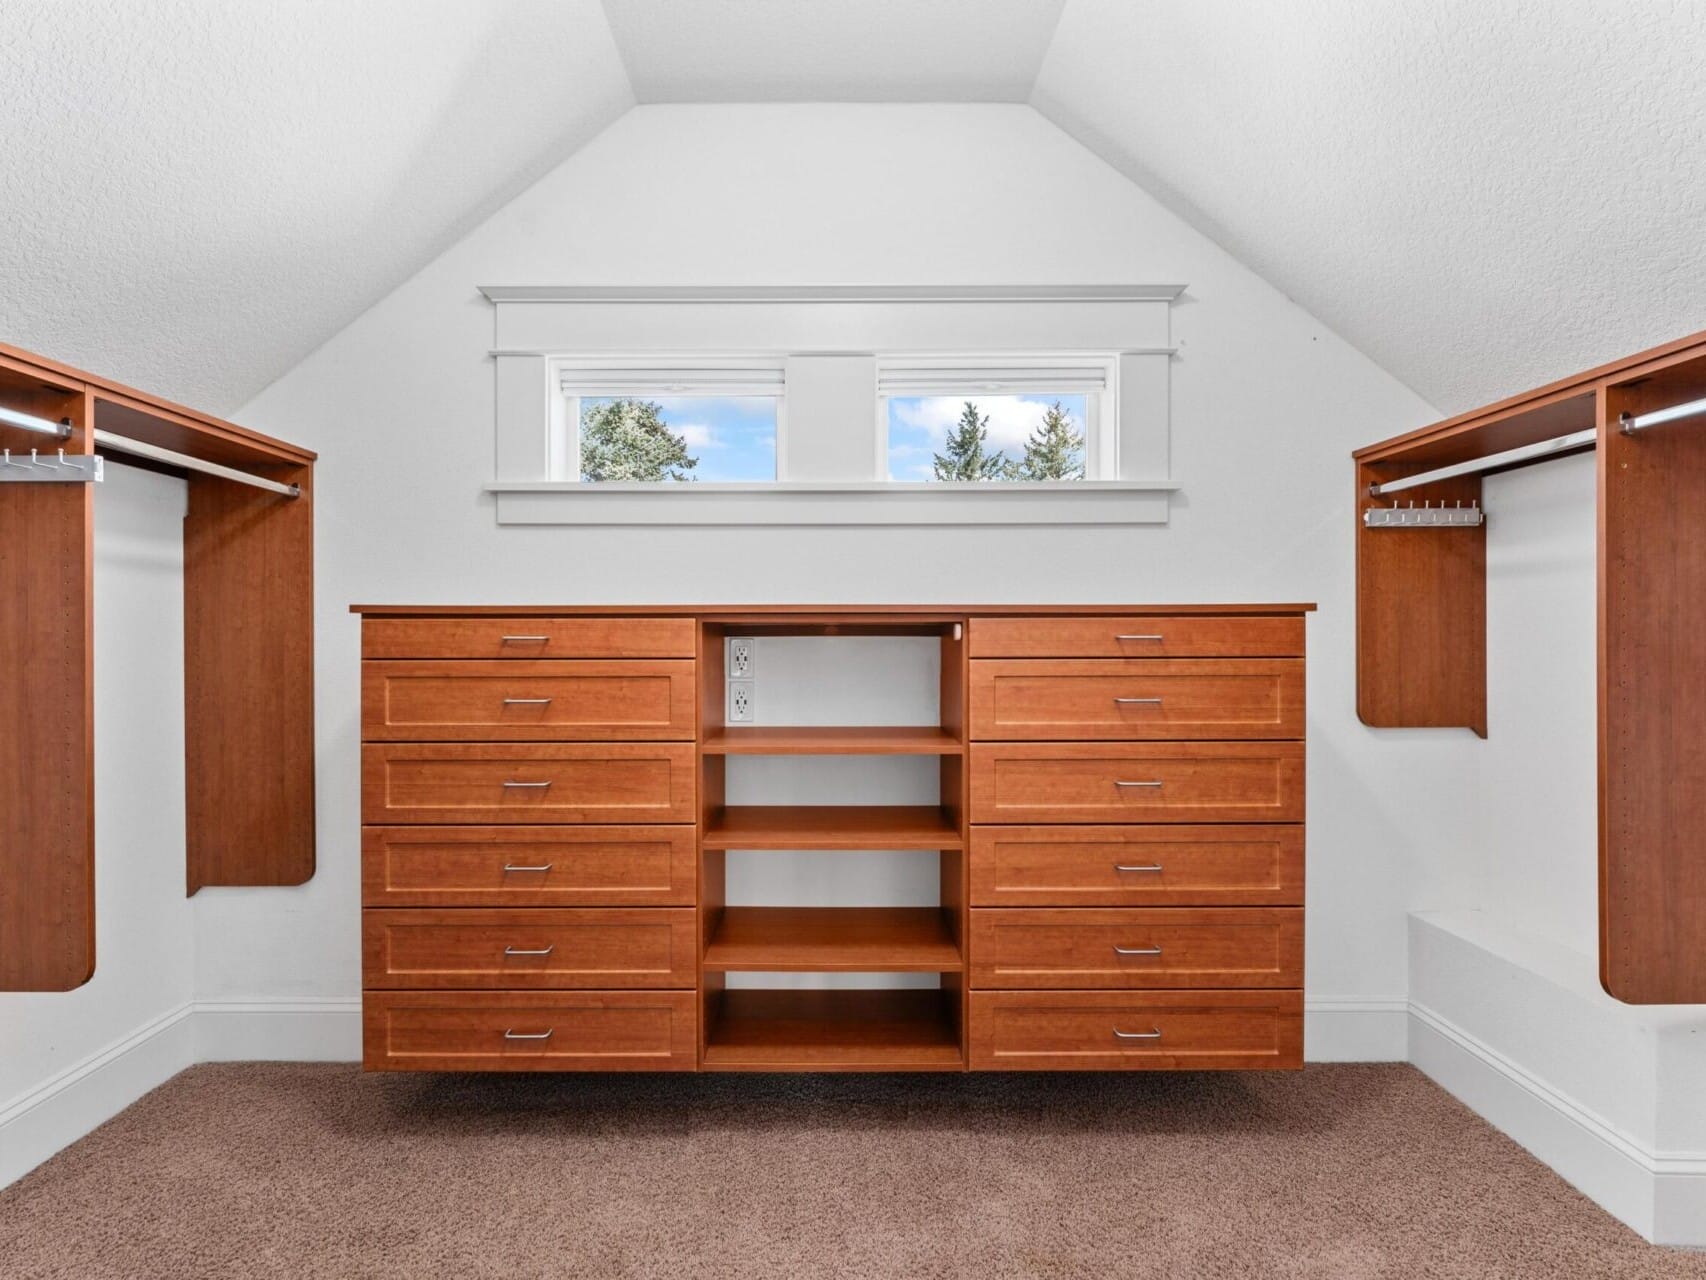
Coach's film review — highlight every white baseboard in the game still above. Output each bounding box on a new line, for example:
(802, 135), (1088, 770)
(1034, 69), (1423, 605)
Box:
(0, 1001), (197, 1188)
(0, 998), (360, 1191)
(1410, 1000), (1706, 1248)
(1305, 996), (1408, 1062)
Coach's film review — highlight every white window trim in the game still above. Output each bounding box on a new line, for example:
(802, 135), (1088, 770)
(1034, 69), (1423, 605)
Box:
(484, 285), (1181, 526)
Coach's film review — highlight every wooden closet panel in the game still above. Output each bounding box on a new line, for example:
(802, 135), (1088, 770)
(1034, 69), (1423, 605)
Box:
(1600, 375), (1706, 1002)
(969, 742), (1305, 824)
(0, 381), (94, 990)
(969, 659), (1304, 740)
(970, 825), (1304, 907)
(362, 825), (696, 907)
(361, 660), (696, 741)
(969, 908), (1302, 989)
(185, 466), (316, 892)
(362, 742), (697, 824)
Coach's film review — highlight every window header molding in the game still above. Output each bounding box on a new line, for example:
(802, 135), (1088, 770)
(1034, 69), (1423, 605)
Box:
(479, 284), (1187, 305)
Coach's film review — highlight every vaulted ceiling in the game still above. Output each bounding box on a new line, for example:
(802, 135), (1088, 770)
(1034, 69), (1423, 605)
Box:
(3, 1), (1703, 416)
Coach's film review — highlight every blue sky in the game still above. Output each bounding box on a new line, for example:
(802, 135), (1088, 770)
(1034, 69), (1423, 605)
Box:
(583, 395), (778, 481)
(887, 394), (1088, 480)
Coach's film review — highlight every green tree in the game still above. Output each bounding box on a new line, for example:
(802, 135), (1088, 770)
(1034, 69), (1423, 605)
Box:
(579, 398), (699, 481)
(932, 401), (1012, 481)
(1017, 400), (1085, 480)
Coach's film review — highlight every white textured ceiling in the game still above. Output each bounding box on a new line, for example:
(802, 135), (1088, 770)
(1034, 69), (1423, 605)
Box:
(1032, 0), (1706, 414)
(4, 1), (1706, 417)
(0, 0), (631, 411)
(601, 0), (1065, 103)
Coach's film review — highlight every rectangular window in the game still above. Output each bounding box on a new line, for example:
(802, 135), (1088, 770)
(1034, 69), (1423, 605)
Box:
(554, 365), (783, 482)
(878, 362), (1112, 482)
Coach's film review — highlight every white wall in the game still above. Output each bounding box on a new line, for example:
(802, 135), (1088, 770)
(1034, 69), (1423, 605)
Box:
(194, 103), (1447, 1048)
(0, 467), (195, 1183)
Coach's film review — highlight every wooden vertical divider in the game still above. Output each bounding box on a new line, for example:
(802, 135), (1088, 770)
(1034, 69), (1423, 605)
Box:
(184, 463), (316, 892)
(1599, 368), (1706, 1002)
(696, 623), (726, 1061)
(1355, 462), (1487, 736)
(939, 620), (969, 1061)
(0, 373), (95, 990)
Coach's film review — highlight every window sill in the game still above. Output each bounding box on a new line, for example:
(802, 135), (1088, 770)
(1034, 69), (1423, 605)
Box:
(486, 480), (1177, 526)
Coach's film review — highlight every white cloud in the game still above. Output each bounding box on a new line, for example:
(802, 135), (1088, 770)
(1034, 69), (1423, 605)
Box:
(675, 421), (721, 449)
(890, 396), (1081, 454)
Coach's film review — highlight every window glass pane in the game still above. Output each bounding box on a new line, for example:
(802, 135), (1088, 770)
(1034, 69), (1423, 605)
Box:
(579, 395), (778, 482)
(886, 394), (1089, 481)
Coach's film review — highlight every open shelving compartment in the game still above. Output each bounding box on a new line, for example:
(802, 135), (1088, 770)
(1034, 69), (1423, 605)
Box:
(696, 612), (969, 1070)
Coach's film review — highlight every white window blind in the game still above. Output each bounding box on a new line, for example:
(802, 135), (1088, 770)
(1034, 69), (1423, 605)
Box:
(877, 366), (1107, 396)
(559, 367), (785, 395)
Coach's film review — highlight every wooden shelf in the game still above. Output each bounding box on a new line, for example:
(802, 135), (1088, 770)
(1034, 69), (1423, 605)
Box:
(702, 907), (963, 972)
(703, 726), (962, 755)
(703, 989), (963, 1071)
(702, 805), (962, 850)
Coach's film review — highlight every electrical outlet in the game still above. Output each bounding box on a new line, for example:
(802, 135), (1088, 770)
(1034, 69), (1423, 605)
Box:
(728, 680), (755, 722)
(727, 636), (755, 679)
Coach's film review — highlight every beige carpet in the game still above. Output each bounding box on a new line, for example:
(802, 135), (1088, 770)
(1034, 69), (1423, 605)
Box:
(0, 1063), (1699, 1279)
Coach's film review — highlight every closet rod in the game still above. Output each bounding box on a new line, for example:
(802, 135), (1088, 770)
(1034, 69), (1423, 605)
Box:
(1620, 395), (1706, 434)
(92, 429), (302, 498)
(0, 405), (72, 438)
(1368, 428), (1598, 497)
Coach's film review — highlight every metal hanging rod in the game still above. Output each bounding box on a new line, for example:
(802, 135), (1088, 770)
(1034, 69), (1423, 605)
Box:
(1368, 428), (1598, 497)
(91, 429), (301, 498)
(1620, 395), (1706, 434)
(0, 405), (73, 439)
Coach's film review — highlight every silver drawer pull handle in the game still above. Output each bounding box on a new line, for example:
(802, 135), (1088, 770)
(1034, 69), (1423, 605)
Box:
(1113, 945), (1163, 956)
(1115, 780), (1163, 789)
(1113, 1026), (1162, 1041)
(1113, 697), (1162, 705)
(502, 697), (554, 705)
(1114, 634), (1163, 642)
(1114, 863), (1164, 873)
(503, 863), (553, 873)
(504, 945), (555, 957)
(503, 1028), (554, 1040)
(503, 780), (553, 789)
(501, 635), (549, 643)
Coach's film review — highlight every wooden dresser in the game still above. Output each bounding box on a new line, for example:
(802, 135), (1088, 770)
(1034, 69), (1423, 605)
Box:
(356, 605), (1310, 1073)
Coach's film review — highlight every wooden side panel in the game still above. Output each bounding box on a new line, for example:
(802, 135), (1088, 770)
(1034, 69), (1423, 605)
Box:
(1600, 373), (1706, 1003)
(185, 465), (315, 892)
(1355, 462), (1486, 735)
(0, 381), (94, 990)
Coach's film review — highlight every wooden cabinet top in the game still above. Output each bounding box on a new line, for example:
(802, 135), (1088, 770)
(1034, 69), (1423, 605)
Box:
(352, 603), (1317, 617)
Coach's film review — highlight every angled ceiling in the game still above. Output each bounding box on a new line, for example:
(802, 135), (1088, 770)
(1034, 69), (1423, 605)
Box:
(1032, 0), (1706, 414)
(0, 0), (631, 412)
(601, 0), (1065, 103)
(3, 1), (1704, 417)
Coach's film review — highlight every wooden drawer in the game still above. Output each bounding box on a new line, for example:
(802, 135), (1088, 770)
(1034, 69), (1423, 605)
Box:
(362, 908), (696, 989)
(969, 907), (1302, 989)
(362, 826), (695, 907)
(968, 615), (1304, 659)
(969, 659), (1303, 741)
(968, 989), (1302, 1070)
(970, 825), (1304, 907)
(363, 990), (697, 1071)
(361, 660), (696, 741)
(362, 616), (696, 660)
(361, 743), (696, 825)
(969, 742), (1304, 824)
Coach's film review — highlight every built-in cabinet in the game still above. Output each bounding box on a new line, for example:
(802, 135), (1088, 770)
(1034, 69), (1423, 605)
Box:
(357, 604), (1310, 1072)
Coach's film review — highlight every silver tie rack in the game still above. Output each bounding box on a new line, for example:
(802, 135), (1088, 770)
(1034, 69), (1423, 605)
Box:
(1364, 500), (1484, 529)
(0, 447), (103, 483)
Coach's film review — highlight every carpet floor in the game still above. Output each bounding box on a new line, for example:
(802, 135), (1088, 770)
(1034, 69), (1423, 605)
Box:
(0, 1063), (1699, 1279)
